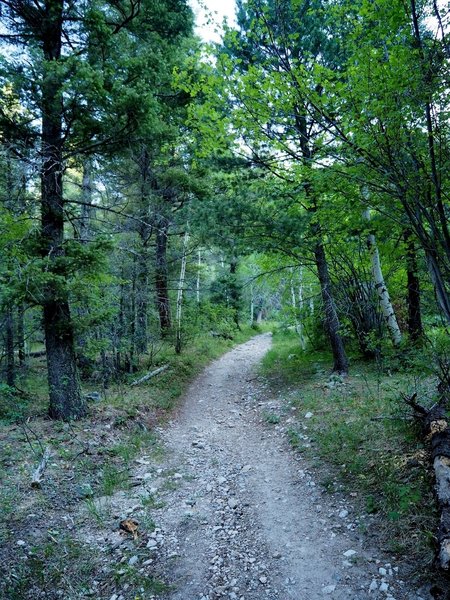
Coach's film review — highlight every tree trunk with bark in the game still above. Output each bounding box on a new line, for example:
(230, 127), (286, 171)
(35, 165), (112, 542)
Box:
(404, 230), (423, 342)
(229, 254), (241, 329)
(175, 232), (189, 354)
(295, 106), (348, 373)
(80, 157), (94, 243)
(5, 307), (15, 387)
(41, 0), (84, 420)
(155, 215), (171, 334)
(134, 147), (153, 353)
(17, 304), (26, 366)
(363, 208), (402, 347)
(196, 249), (201, 304)
(314, 241), (349, 374)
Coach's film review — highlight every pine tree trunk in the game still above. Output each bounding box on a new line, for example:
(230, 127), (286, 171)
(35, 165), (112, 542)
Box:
(363, 208), (402, 347)
(135, 247), (149, 353)
(155, 216), (171, 334)
(17, 304), (26, 366)
(404, 230), (423, 342)
(314, 241), (349, 374)
(229, 255), (240, 329)
(294, 106), (347, 372)
(5, 307), (15, 387)
(41, 0), (84, 420)
(196, 249), (201, 304)
(80, 157), (94, 243)
(290, 267), (301, 339)
(134, 147), (153, 353)
(297, 267), (306, 350)
(175, 232), (189, 354)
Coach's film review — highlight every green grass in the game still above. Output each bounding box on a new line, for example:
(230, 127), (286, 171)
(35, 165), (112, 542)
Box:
(2, 535), (97, 599)
(261, 329), (437, 564)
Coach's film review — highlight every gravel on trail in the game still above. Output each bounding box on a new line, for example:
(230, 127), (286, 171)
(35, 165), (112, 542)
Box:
(144, 333), (430, 600)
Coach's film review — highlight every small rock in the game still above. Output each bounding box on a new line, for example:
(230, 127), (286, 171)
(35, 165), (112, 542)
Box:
(128, 555), (138, 566)
(228, 498), (238, 509)
(379, 567), (387, 576)
(343, 549), (357, 557)
(338, 510), (349, 518)
(323, 585), (336, 594)
(76, 483), (94, 498)
(369, 580), (378, 592)
(17, 540), (26, 546)
(146, 539), (158, 549)
(379, 582), (389, 593)
(259, 576), (267, 584)
(305, 412), (314, 419)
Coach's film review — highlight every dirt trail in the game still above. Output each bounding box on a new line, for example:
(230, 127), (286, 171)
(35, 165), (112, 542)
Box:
(150, 334), (424, 600)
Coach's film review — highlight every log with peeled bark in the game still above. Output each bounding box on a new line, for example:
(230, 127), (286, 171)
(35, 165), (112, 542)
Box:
(130, 364), (169, 386)
(406, 394), (450, 570)
(31, 447), (51, 489)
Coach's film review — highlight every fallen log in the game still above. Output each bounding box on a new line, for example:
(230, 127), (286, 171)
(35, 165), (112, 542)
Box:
(28, 350), (46, 358)
(31, 447), (51, 489)
(405, 394), (450, 571)
(130, 364), (169, 387)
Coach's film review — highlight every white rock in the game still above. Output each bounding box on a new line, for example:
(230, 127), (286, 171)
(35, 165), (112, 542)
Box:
(379, 582), (389, 593)
(228, 498), (238, 509)
(338, 510), (349, 518)
(322, 585), (336, 594)
(379, 567), (387, 576)
(16, 540), (26, 546)
(305, 412), (314, 419)
(259, 576), (267, 584)
(342, 560), (352, 568)
(128, 555), (138, 566)
(343, 549), (357, 557)
(369, 580), (378, 592)
(146, 539), (158, 549)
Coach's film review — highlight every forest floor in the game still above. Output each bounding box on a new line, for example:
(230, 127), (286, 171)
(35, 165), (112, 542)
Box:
(0, 333), (444, 599)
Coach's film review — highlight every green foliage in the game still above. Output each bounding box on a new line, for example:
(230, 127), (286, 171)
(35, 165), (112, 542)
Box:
(0, 386), (29, 423)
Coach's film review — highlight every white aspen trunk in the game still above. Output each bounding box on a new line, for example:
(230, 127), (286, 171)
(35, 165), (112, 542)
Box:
(196, 249), (201, 304)
(175, 231), (189, 353)
(363, 207), (402, 346)
(309, 284), (314, 314)
(250, 282), (254, 323)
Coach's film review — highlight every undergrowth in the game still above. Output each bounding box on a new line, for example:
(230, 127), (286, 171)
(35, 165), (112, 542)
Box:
(261, 329), (437, 568)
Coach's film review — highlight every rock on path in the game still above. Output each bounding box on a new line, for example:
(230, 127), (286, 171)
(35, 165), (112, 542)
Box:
(149, 334), (424, 600)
